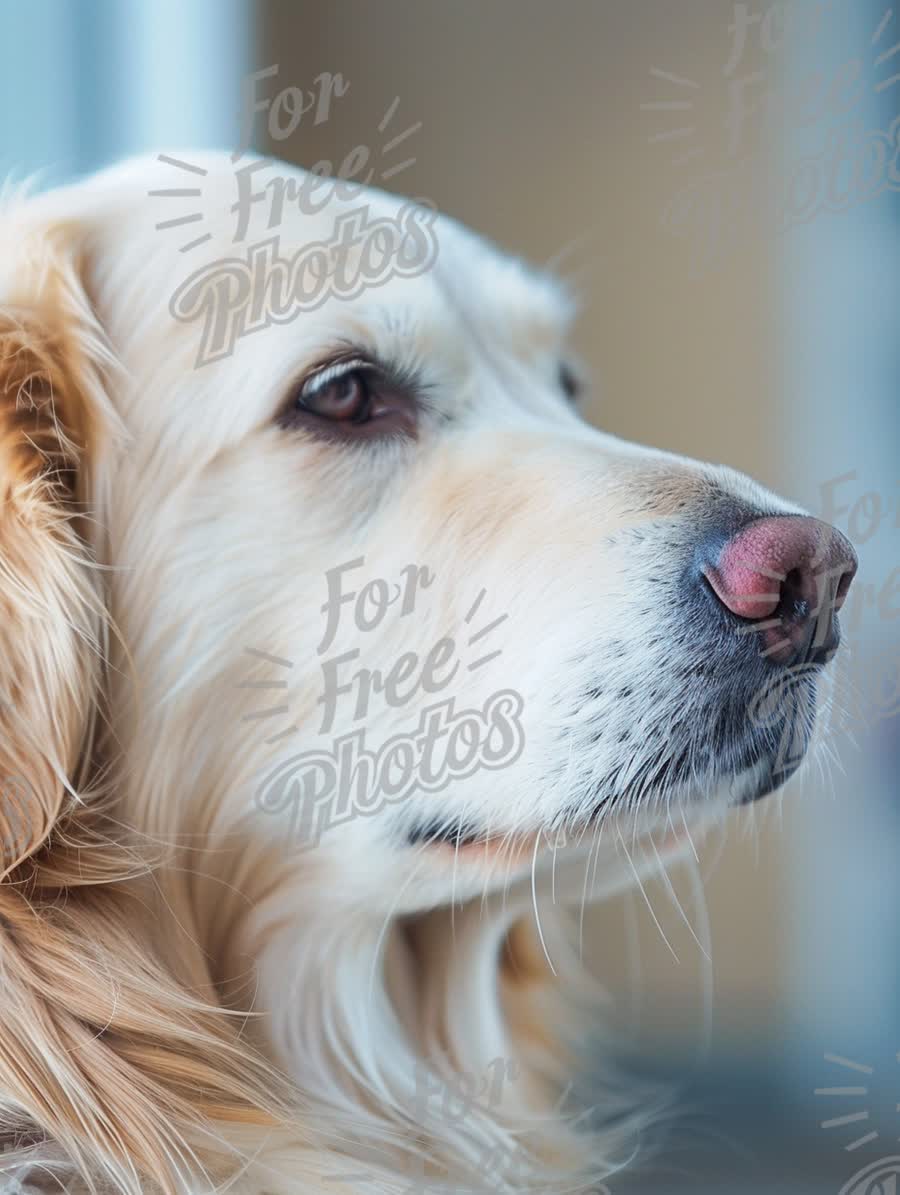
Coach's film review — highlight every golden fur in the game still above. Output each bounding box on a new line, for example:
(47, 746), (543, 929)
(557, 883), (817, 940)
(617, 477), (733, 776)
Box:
(0, 155), (829, 1193)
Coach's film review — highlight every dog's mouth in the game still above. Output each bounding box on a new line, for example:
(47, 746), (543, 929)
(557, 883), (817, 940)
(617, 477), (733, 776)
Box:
(406, 647), (825, 857)
(407, 819), (484, 849)
(406, 709), (814, 858)
(735, 746), (805, 805)
(405, 814), (699, 870)
(406, 818), (544, 860)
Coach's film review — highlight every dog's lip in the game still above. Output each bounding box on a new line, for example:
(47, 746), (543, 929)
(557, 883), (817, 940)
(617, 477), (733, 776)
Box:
(413, 823), (700, 872)
(428, 833), (542, 862)
(407, 821), (542, 861)
(407, 816), (696, 863)
(735, 754), (802, 805)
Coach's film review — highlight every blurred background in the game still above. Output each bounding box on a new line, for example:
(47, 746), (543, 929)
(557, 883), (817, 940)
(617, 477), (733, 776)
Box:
(2, 2), (897, 1191)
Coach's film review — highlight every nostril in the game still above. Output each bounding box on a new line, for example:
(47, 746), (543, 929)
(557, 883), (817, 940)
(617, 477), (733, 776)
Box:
(701, 564), (781, 621)
(779, 567), (808, 622)
(701, 545), (784, 622)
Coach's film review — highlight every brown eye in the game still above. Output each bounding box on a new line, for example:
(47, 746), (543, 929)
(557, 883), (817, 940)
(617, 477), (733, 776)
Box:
(299, 369), (371, 423)
(282, 354), (420, 442)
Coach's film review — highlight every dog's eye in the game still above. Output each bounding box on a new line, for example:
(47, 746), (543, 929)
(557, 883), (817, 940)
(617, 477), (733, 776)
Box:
(300, 368), (371, 423)
(282, 356), (418, 441)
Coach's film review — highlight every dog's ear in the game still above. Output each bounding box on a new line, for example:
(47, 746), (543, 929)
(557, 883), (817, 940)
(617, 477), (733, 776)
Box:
(0, 213), (285, 1195)
(0, 219), (115, 878)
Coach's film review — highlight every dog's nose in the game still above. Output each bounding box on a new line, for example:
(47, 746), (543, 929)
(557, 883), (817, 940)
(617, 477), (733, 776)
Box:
(701, 515), (857, 664)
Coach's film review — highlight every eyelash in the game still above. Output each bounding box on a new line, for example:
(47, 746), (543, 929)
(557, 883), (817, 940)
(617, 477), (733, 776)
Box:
(282, 352), (421, 441)
(299, 357), (372, 402)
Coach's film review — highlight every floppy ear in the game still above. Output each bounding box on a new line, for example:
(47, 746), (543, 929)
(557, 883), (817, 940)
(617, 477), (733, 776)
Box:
(0, 218), (284, 1194)
(0, 225), (114, 877)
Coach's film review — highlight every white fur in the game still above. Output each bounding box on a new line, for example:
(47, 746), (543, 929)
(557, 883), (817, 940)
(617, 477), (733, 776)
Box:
(0, 153), (819, 1194)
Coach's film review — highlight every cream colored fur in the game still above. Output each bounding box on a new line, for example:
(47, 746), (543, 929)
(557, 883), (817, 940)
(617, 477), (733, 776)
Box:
(0, 154), (812, 1194)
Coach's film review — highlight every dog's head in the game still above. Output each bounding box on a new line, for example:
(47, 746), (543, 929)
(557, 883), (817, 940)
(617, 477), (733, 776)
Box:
(0, 152), (856, 918)
(0, 151), (858, 1193)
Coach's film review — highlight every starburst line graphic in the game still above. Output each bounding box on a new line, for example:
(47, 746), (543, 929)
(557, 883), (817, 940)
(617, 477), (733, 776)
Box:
(240, 586), (509, 742)
(649, 67), (700, 90)
(150, 156), (214, 252)
(643, 66), (703, 167)
(874, 7), (900, 90)
(735, 617), (783, 636)
(239, 648), (298, 743)
(463, 589), (507, 672)
(826, 1054), (874, 1075)
(375, 96), (421, 183)
(813, 1052), (900, 1154)
(874, 7), (894, 44)
(378, 96), (401, 132)
(644, 4), (900, 175)
(150, 96), (422, 254)
(246, 647), (294, 669)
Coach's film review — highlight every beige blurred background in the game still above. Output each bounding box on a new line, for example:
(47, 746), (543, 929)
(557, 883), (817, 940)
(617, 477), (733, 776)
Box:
(4, 0), (896, 1189)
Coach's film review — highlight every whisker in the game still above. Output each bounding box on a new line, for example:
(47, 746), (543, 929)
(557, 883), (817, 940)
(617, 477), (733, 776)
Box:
(617, 828), (679, 963)
(649, 834), (711, 961)
(530, 834), (557, 976)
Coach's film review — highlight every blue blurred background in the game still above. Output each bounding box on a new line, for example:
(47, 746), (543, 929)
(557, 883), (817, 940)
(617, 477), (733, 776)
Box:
(2, 2), (897, 1191)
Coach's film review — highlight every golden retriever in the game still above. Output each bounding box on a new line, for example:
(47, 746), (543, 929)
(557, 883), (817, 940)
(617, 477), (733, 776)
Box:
(0, 152), (855, 1193)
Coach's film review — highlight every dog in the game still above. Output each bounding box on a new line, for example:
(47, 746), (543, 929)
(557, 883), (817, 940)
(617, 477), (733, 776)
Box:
(0, 152), (856, 1194)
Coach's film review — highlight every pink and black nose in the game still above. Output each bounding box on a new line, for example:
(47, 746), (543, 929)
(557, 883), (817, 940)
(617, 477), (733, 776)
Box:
(701, 515), (858, 665)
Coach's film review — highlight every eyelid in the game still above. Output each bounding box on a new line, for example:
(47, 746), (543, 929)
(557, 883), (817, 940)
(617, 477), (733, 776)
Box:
(301, 357), (373, 399)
